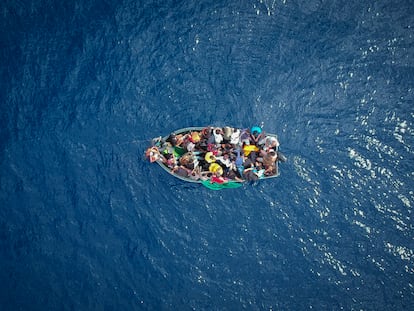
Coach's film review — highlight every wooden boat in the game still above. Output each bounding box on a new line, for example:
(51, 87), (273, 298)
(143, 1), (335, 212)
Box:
(145, 126), (286, 189)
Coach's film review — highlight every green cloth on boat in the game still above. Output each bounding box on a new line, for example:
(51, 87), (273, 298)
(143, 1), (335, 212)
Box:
(173, 146), (186, 157)
(201, 180), (243, 190)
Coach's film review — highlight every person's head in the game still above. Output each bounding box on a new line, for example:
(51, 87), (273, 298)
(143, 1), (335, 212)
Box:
(191, 132), (200, 143)
(251, 126), (262, 135)
(243, 158), (252, 168)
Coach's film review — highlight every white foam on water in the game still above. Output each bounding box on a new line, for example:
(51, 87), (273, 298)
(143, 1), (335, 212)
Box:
(323, 251), (347, 276)
(385, 243), (414, 273)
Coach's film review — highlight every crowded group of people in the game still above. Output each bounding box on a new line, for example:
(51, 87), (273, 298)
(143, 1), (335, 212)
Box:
(146, 126), (282, 184)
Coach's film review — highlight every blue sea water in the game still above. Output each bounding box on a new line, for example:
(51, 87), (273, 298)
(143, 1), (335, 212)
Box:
(1, 0), (413, 310)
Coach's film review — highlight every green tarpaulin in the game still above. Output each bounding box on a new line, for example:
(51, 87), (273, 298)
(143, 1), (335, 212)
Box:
(201, 180), (243, 190)
(173, 146), (186, 157)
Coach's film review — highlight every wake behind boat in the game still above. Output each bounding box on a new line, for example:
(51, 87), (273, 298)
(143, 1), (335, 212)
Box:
(145, 126), (286, 190)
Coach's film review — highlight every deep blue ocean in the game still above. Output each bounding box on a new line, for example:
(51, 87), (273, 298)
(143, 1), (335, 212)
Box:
(1, 0), (413, 310)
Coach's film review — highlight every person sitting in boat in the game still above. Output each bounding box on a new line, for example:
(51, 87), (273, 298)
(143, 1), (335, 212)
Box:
(165, 133), (176, 146)
(199, 151), (215, 171)
(262, 150), (278, 165)
(190, 131), (201, 144)
(240, 128), (251, 145)
(216, 153), (235, 173)
(165, 153), (177, 169)
(230, 128), (241, 146)
(261, 136), (280, 154)
(206, 142), (220, 156)
(187, 166), (210, 181)
(242, 159), (265, 181)
(209, 171), (228, 184)
(158, 141), (174, 156)
(209, 162), (224, 177)
(250, 126), (265, 146)
(261, 150), (278, 176)
(234, 148), (245, 178)
(222, 162), (244, 182)
(180, 152), (200, 171)
(145, 146), (166, 163)
(264, 163), (278, 177)
(166, 133), (188, 147)
(201, 127), (211, 139)
(254, 161), (265, 178)
(172, 164), (192, 178)
(196, 128), (210, 151)
(213, 127), (224, 146)
(222, 127), (233, 143)
(242, 160), (260, 181)
(201, 127), (216, 146)
(221, 142), (233, 154)
(183, 131), (200, 152)
(186, 140), (196, 153)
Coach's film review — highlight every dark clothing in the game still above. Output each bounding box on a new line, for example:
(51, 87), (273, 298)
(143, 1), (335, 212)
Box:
(244, 169), (258, 181)
(175, 167), (189, 177)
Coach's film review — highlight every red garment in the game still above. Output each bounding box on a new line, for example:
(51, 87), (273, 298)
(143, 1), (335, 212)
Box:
(207, 144), (219, 155)
(211, 176), (225, 184)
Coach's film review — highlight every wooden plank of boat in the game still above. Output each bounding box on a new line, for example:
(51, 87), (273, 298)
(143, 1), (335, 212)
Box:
(146, 126), (286, 187)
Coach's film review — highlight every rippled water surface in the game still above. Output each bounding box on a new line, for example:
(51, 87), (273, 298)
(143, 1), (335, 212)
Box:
(1, 0), (413, 310)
